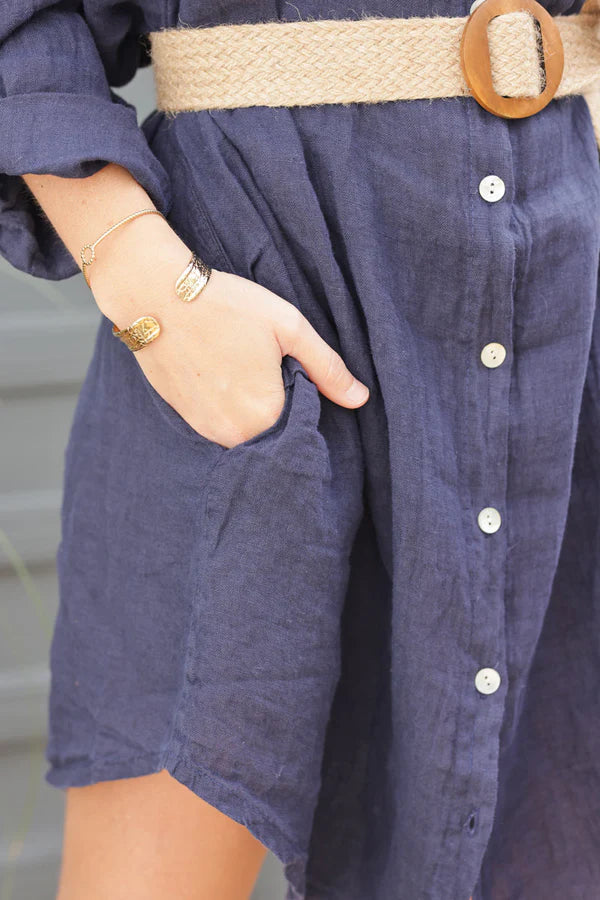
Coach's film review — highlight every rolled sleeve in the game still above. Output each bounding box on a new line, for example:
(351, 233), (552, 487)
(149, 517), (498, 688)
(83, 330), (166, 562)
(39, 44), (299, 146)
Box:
(0, 3), (172, 280)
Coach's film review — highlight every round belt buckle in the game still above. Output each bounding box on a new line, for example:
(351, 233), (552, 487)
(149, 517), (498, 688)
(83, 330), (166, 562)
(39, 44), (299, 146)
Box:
(460, 0), (565, 119)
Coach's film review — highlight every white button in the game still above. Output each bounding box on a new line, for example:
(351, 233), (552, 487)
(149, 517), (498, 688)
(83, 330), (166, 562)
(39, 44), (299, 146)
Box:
(479, 175), (506, 203)
(469, 0), (487, 12)
(480, 342), (506, 368)
(477, 507), (501, 534)
(475, 667), (501, 695)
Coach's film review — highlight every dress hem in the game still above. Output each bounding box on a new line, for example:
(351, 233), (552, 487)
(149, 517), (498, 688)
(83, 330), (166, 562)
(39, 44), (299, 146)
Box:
(44, 744), (308, 900)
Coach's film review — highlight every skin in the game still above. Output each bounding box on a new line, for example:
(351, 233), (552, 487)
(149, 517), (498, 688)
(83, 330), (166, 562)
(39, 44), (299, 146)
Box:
(56, 770), (268, 900)
(21, 162), (370, 898)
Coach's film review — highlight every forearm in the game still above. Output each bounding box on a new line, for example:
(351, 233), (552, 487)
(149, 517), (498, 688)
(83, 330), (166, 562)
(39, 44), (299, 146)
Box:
(21, 162), (191, 321)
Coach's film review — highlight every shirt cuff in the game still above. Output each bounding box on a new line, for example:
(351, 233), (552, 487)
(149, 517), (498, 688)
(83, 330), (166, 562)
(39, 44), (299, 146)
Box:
(0, 91), (173, 281)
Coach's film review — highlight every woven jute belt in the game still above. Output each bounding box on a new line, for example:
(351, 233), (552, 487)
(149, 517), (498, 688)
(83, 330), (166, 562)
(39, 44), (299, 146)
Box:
(148, 0), (600, 148)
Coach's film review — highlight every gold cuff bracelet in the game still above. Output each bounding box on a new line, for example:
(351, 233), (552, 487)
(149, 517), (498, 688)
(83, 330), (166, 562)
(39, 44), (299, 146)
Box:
(110, 248), (213, 352)
(111, 315), (161, 352)
(174, 252), (212, 301)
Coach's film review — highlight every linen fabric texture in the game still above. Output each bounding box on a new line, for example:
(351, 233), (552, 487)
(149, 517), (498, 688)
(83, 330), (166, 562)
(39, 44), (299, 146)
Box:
(1, 2), (599, 899)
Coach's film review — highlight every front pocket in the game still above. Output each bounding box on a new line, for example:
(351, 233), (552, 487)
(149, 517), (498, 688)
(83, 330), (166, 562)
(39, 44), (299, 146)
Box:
(138, 351), (303, 452)
(164, 352), (365, 867)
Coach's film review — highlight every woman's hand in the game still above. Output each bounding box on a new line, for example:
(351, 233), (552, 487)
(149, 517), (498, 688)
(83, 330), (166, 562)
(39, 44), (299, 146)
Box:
(91, 223), (370, 450)
(19, 164), (367, 449)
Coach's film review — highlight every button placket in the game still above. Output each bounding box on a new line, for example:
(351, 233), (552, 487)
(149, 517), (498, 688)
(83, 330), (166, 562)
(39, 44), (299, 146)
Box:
(475, 170), (507, 702)
(450, 124), (515, 898)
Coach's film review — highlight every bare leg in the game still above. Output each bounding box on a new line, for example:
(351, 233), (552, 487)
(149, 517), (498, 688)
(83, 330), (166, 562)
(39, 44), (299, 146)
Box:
(56, 769), (269, 900)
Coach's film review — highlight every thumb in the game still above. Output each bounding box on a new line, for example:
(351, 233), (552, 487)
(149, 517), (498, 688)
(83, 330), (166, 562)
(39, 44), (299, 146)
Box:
(277, 309), (370, 408)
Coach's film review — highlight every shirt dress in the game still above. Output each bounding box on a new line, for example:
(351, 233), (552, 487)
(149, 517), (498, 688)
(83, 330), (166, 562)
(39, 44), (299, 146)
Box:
(1, 1), (599, 898)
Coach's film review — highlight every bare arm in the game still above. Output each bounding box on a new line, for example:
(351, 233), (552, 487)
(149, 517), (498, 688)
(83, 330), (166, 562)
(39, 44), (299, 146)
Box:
(21, 163), (370, 448)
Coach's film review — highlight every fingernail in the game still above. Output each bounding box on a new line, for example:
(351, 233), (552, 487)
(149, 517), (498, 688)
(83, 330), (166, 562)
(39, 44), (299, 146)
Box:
(345, 379), (369, 403)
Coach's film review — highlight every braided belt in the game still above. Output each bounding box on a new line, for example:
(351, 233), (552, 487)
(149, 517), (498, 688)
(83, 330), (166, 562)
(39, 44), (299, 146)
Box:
(148, 0), (600, 148)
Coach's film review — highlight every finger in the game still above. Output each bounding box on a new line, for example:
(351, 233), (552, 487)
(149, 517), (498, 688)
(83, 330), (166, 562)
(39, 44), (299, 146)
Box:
(276, 308), (369, 408)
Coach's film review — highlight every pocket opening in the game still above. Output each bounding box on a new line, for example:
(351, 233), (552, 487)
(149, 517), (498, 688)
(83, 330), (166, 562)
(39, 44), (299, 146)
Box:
(140, 353), (301, 454)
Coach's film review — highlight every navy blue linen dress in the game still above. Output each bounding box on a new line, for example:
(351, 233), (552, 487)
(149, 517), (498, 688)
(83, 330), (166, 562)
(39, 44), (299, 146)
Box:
(1, 2), (600, 898)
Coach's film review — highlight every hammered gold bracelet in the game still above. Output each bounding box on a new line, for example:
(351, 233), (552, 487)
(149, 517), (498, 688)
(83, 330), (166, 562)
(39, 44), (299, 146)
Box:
(174, 252), (212, 301)
(91, 209), (214, 352)
(111, 315), (161, 352)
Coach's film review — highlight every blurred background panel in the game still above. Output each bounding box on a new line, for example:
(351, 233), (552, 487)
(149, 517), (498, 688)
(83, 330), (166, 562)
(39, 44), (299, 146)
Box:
(0, 67), (286, 900)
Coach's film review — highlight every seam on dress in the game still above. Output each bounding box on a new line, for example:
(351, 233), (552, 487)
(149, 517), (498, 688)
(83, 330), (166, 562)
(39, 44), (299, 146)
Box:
(157, 447), (226, 761)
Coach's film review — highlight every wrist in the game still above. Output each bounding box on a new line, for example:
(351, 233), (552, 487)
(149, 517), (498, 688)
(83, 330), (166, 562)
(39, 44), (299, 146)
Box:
(88, 216), (194, 321)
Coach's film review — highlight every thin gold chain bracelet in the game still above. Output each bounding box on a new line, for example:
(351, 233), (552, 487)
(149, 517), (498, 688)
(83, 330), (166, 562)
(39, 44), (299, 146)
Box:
(80, 208), (165, 288)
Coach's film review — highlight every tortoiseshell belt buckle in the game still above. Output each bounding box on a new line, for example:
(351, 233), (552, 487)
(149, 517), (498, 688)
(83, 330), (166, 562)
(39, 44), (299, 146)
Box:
(460, 0), (565, 119)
